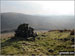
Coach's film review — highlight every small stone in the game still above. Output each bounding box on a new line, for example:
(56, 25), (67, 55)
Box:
(48, 49), (54, 53)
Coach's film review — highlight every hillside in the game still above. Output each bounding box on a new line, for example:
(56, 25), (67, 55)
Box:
(1, 31), (74, 55)
(1, 12), (74, 32)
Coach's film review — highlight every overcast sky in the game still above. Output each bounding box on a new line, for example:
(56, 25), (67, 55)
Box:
(1, 1), (74, 15)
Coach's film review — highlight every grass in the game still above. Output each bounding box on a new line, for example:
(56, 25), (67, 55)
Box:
(1, 31), (74, 55)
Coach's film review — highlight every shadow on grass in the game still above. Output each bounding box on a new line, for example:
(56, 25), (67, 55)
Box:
(1, 36), (34, 47)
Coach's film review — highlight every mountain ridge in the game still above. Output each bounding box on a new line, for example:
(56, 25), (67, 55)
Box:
(1, 12), (75, 32)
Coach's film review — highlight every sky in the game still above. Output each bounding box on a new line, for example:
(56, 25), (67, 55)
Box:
(1, 1), (74, 16)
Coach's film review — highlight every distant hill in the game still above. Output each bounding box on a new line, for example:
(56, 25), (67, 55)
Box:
(1, 12), (75, 32)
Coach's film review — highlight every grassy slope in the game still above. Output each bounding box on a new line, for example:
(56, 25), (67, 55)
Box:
(1, 31), (74, 55)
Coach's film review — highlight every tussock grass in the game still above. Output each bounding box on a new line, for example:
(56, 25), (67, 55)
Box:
(1, 31), (74, 55)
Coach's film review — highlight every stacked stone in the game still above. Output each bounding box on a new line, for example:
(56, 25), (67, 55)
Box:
(15, 23), (37, 40)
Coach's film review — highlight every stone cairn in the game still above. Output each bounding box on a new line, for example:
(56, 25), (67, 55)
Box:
(15, 23), (37, 40)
